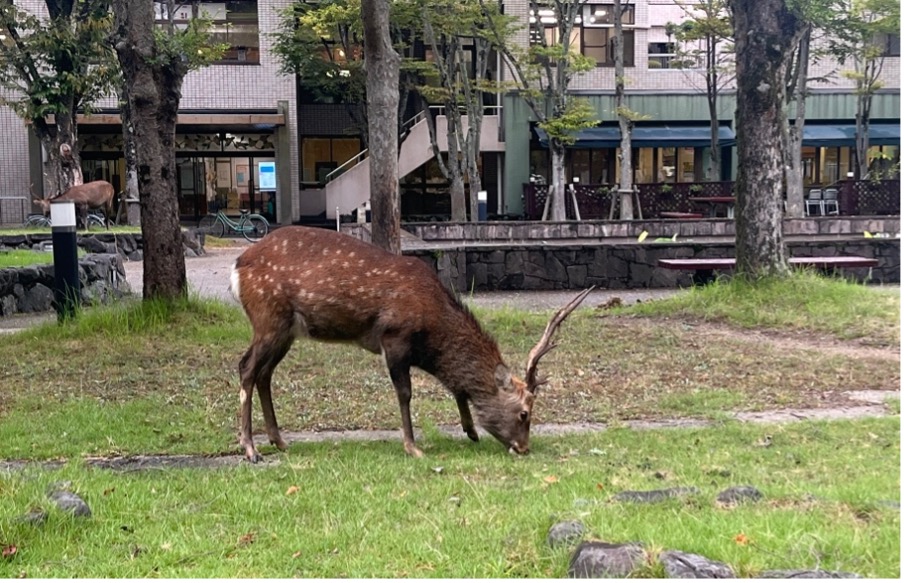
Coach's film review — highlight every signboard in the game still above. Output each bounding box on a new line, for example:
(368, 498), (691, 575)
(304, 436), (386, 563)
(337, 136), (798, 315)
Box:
(258, 161), (276, 191)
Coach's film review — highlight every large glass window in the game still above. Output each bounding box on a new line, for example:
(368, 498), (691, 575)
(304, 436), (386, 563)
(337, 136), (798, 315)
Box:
(301, 137), (362, 183)
(155, 1), (260, 65)
(528, 3), (635, 66)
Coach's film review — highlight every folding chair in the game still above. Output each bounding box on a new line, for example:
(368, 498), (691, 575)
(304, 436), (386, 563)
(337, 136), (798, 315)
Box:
(806, 188), (824, 216)
(822, 188), (839, 215)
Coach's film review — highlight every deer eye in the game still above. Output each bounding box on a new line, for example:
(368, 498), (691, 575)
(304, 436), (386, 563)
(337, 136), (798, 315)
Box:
(519, 411), (529, 422)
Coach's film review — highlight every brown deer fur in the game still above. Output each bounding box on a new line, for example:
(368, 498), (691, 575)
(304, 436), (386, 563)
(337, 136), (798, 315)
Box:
(230, 226), (589, 462)
(34, 180), (115, 229)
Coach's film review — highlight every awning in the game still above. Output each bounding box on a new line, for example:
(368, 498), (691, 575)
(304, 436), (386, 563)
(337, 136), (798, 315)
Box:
(534, 125), (736, 148)
(802, 123), (900, 147)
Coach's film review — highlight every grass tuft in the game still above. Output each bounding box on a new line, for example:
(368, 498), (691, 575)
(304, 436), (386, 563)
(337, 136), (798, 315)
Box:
(619, 271), (899, 344)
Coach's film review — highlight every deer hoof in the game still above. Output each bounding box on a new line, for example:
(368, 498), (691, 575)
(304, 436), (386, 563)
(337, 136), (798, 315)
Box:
(464, 428), (480, 442)
(244, 448), (264, 464)
(404, 443), (424, 458)
(270, 437), (288, 451)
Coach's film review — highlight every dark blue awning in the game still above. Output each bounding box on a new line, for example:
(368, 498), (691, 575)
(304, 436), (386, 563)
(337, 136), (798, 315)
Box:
(534, 125), (736, 148)
(802, 123), (900, 147)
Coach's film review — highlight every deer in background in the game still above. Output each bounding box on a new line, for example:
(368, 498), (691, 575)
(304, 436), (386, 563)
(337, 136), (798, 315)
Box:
(230, 226), (592, 462)
(33, 180), (115, 229)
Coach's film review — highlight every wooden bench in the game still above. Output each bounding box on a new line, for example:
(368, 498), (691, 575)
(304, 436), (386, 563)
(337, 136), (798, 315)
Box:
(660, 211), (704, 219)
(658, 256), (878, 285)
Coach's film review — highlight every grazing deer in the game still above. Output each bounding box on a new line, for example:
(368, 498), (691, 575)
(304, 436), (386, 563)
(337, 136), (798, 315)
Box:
(230, 226), (592, 462)
(33, 180), (115, 229)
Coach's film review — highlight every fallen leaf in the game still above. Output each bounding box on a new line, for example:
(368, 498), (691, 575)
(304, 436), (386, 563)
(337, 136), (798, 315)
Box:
(543, 475), (559, 484)
(285, 485), (300, 496)
(292, 551), (302, 559)
(432, 467), (444, 474)
(596, 483), (604, 490)
(734, 533), (749, 546)
(2, 544), (17, 559)
(103, 487), (116, 497)
(238, 532), (256, 546)
(160, 542), (172, 551)
(637, 231), (649, 243)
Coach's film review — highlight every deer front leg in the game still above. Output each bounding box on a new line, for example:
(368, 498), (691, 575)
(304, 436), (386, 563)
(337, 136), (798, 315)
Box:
(455, 394), (479, 442)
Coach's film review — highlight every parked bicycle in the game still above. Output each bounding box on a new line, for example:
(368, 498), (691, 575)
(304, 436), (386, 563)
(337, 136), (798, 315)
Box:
(23, 210), (108, 229)
(198, 209), (269, 242)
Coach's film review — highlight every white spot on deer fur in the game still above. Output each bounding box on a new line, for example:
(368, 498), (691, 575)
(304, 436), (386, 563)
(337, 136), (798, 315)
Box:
(229, 264), (242, 301)
(358, 260), (365, 266)
(342, 262), (349, 268)
(357, 286), (365, 293)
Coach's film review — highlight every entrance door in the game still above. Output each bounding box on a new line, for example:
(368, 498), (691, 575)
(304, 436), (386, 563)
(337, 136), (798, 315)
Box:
(177, 157), (206, 219)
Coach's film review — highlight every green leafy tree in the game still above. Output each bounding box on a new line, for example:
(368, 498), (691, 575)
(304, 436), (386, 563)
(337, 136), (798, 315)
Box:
(111, 0), (225, 300)
(480, 0), (597, 221)
(0, 0), (118, 196)
(828, 0), (899, 179)
(667, 0), (733, 182)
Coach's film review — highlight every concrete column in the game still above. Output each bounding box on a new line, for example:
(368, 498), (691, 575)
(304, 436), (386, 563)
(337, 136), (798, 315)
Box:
(276, 100), (293, 225)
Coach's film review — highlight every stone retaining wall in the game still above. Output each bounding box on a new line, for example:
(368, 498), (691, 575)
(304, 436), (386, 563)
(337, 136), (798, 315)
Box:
(400, 216), (901, 242)
(0, 230), (206, 260)
(0, 254), (130, 317)
(408, 239), (899, 292)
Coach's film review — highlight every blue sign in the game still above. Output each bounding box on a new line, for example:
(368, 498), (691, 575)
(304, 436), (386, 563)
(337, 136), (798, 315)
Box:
(258, 161), (276, 190)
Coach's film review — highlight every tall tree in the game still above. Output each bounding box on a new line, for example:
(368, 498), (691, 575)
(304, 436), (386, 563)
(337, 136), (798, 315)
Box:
(111, 0), (224, 300)
(362, 0), (401, 253)
(613, 0), (635, 219)
(828, 0), (899, 179)
(0, 0), (118, 196)
(668, 0), (733, 182)
(728, 0), (805, 279)
(481, 0), (596, 221)
(419, 0), (500, 222)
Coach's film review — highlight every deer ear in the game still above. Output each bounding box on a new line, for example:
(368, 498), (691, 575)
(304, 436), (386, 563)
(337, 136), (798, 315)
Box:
(495, 364), (513, 392)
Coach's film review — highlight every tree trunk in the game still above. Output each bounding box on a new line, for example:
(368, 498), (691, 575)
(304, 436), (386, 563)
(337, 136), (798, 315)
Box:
(446, 103), (467, 222)
(362, 0), (401, 254)
(729, 0), (804, 279)
(784, 28), (810, 218)
(615, 0), (634, 219)
(34, 110), (83, 198)
(112, 0), (188, 300)
(705, 34), (721, 182)
(548, 139), (567, 220)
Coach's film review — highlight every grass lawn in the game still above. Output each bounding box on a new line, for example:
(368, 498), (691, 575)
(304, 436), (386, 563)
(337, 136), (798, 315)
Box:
(0, 250), (54, 269)
(0, 273), (898, 577)
(0, 418), (898, 578)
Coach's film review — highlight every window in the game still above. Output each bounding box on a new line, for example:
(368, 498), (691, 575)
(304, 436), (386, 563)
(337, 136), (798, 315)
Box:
(155, 1), (260, 65)
(648, 42), (676, 69)
(882, 33), (900, 57)
(583, 28), (634, 66)
(528, 3), (636, 67)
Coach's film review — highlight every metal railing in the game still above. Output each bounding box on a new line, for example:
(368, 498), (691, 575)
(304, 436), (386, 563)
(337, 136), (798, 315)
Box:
(323, 106), (502, 186)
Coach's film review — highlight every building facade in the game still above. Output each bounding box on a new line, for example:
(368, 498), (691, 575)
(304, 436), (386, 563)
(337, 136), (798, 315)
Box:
(0, 0), (299, 225)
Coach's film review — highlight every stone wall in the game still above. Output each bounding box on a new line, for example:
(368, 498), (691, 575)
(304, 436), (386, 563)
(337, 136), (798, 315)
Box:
(409, 239), (900, 292)
(402, 217), (901, 242)
(0, 231), (206, 260)
(0, 254), (130, 317)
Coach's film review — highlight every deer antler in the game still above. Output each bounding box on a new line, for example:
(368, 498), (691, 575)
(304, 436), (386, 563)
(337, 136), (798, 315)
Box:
(525, 287), (595, 393)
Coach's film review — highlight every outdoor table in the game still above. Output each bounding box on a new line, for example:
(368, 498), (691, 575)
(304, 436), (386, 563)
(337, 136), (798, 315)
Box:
(688, 196), (736, 218)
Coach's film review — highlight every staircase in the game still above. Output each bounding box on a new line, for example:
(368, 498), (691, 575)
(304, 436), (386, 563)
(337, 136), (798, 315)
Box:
(323, 108), (503, 219)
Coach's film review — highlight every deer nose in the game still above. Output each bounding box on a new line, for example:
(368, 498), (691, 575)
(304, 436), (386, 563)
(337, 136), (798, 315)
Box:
(508, 442), (530, 455)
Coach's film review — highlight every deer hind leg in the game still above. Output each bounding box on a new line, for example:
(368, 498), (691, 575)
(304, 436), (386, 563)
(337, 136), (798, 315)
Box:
(455, 394), (480, 442)
(237, 329), (293, 462)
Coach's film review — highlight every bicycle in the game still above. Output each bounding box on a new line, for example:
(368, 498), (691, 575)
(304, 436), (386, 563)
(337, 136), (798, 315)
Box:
(198, 209), (269, 242)
(23, 211), (107, 229)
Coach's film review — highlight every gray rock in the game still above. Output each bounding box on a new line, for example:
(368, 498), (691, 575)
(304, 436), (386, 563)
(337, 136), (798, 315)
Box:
(17, 282), (53, 313)
(759, 569), (862, 579)
(547, 520), (586, 548)
(567, 541), (645, 578)
(48, 489), (91, 517)
(716, 485), (763, 505)
(659, 550), (735, 578)
(613, 487), (700, 503)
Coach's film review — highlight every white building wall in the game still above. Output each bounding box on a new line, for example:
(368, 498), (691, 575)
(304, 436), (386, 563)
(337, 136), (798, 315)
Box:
(504, 0), (900, 94)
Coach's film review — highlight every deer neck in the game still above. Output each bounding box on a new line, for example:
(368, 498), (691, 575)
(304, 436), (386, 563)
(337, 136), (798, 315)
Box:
(427, 306), (506, 398)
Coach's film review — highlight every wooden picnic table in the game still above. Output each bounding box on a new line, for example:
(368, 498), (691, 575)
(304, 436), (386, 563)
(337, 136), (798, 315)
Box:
(688, 196), (736, 218)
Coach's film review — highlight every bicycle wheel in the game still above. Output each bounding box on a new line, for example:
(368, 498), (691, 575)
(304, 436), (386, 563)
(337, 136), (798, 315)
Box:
(241, 215), (269, 242)
(198, 214), (225, 237)
(24, 214), (51, 227)
(87, 213), (106, 230)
